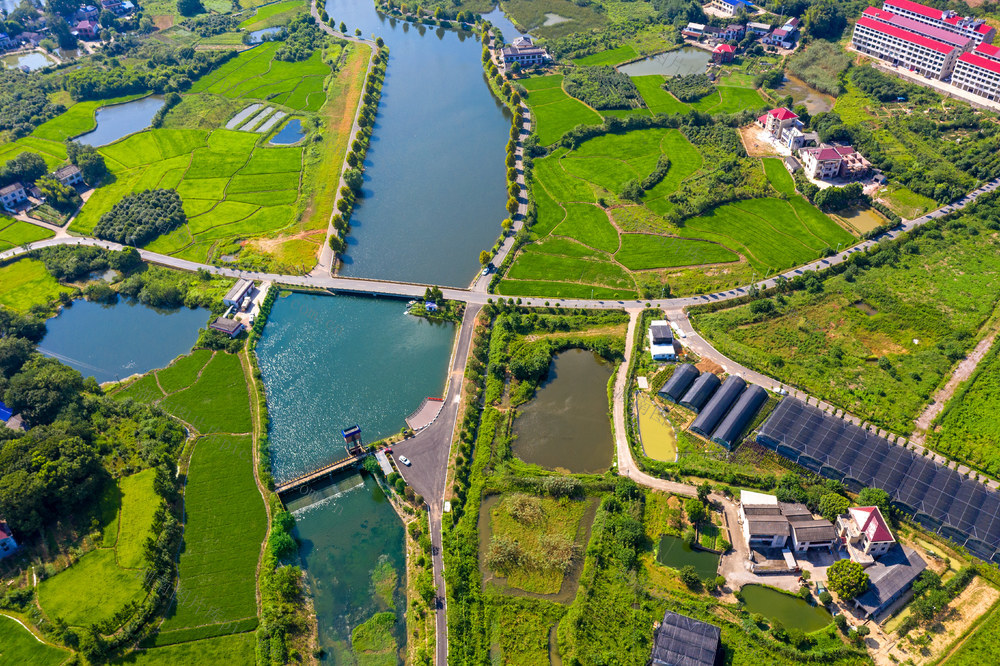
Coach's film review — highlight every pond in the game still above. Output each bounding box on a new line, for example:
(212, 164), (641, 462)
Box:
(656, 534), (719, 578)
(777, 74), (835, 114)
(741, 584), (832, 632)
(248, 26), (283, 43)
(326, 0), (510, 287)
(38, 299), (209, 384)
(2, 51), (57, 72)
(637, 393), (676, 462)
(511, 348), (614, 474)
(286, 471), (406, 663)
(618, 47), (710, 77)
(269, 118), (307, 145)
(480, 5), (528, 42)
(75, 95), (166, 147)
(836, 205), (888, 234)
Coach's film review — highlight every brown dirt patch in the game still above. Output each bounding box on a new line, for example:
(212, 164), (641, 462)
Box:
(739, 125), (779, 158)
(695, 359), (723, 374)
(250, 229), (324, 254)
(524, 324), (627, 342)
(153, 15), (174, 30)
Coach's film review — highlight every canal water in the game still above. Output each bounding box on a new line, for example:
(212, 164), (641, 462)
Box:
(76, 95), (166, 147)
(38, 299), (208, 384)
(618, 47), (710, 77)
(326, 0), (510, 287)
(656, 534), (719, 578)
(512, 348), (614, 474)
(741, 584), (832, 632)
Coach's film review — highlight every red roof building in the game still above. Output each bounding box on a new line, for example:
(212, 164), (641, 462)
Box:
(882, 0), (995, 44)
(852, 13), (962, 80)
(953, 50), (1000, 101)
(975, 43), (1000, 62)
(838, 506), (895, 561)
(712, 43), (735, 63)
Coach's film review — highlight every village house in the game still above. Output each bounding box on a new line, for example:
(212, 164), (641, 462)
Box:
(73, 19), (97, 38)
(0, 521), (17, 559)
(738, 491), (837, 552)
(500, 36), (548, 69)
(682, 22), (706, 39)
(75, 4), (100, 21)
(209, 317), (244, 338)
(717, 24), (745, 41)
(713, 43), (735, 63)
(747, 21), (771, 36)
(798, 144), (871, 180)
(837, 505), (896, 564)
(0, 183), (28, 211)
(710, 0), (755, 17)
(648, 320), (675, 361)
(756, 107), (807, 150)
(853, 545), (927, 619)
(762, 18), (799, 49)
(53, 164), (85, 188)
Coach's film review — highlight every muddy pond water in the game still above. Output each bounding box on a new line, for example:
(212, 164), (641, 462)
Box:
(512, 348), (614, 474)
(741, 584), (832, 632)
(776, 74), (835, 114)
(656, 534), (719, 578)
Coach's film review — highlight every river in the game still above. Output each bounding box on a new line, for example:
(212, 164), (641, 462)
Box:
(326, 0), (510, 287)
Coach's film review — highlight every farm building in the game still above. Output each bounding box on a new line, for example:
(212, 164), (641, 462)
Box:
(690, 375), (746, 437)
(838, 506), (896, 563)
(0, 182), (27, 211)
(210, 317), (244, 338)
(682, 22), (706, 39)
(648, 320), (675, 361)
(710, 0), (754, 17)
(788, 513), (838, 552)
(747, 21), (771, 35)
(853, 546), (927, 619)
(650, 611), (721, 666)
(0, 521), (17, 559)
(223, 278), (254, 307)
(799, 144), (871, 180)
(713, 43), (735, 63)
(659, 364), (699, 402)
(679, 372), (720, 412)
(53, 164), (84, 188)
(711, 383), (768, 448)
(739, 491), (788, 548)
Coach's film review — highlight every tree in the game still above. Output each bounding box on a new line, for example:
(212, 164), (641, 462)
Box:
(697, 481), (711, 505)
(45, 0), (77, 17)
(177, 0), (203, 16)
(478, 250), (491, 266)
(818, 493), (850, 521)
(0, 336), (33, 377)
(328, 234), (346, 254)
(678, 565), (701, 589)
(827, 559), (869, 601)
(76, 151), (107, 184)
(858, 487), (892, 517)
(803, 0), (846, 39)
(684, 497), (707, 525)
(343, 167), (363, 191)
(621, 178), (642, 202)
(339, 21), (347, 32)
(506, 196), (518, 214)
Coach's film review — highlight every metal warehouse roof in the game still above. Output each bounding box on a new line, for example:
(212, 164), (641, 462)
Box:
(711, 383), (767, 449)
(758, 398), (1000, 562)
(650, 611), (721, 666)
(660, 364), (699, 402)
(679, 372), (720, 413)
(690, 375), (745, 437)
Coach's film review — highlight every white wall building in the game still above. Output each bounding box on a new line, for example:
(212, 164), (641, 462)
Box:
(882, 0), (995, 45)
(648, 320), (676, 361)
(952, 49), (1000, 101)
(852, 14), (961, 80)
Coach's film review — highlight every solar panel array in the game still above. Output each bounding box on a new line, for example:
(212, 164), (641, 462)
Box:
(758, 398), (1000, 562)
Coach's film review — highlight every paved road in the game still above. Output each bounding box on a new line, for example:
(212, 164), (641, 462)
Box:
(393, 303), (481, 666)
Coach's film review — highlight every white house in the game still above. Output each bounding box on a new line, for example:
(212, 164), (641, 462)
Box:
(223, 278), (254, 308)
(0, 183), (27, 211)
(851, 11), (962, 81)
(682, 22), (706, 39)
(747, 21), (771, 35)
(837, 506), (896, 562)
(500, 36), (549, 68)
(739, 491), (788, 549)
(710, 0), (754, 17)
(648, 320), (675, 361)
(0, 521), (17, 559)
(53, 164), (84, 188)
(756, 107), (806, 150)
(952, 48), (1000, 101)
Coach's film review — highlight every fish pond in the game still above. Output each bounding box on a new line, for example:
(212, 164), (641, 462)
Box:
(76, 95), (166, 147)
(38, 298), (208, 384)
(512, 348), (614, 474)
(656, 534), (719, 579)
(618, 47), (710, 77)
(248, 26), (283, 43)
(637, 393), (677, 462)
(2, 51), (57, 71)
(741, 584), (833, 632)
(269, 117), (306, 145)
(776, 74), (835, 114)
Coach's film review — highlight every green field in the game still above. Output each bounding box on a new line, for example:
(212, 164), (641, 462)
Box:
(632, 75), (689, 116)
(631, 75), (766, 117)
(762, 158), (796, 195)
(37, 548), (146, 627)
(694, 214), (1000, 434)
(157, 434), (266, 640)
(117, 470), (162, 570)
(0, 615), (68, 665)
(942, 601), (1000, 665)
(0, 257), (72, 311)
(117, 632), (256, 664)
(573, 44), (639, 67)
(238, 0), (306, 30)
(502, 0), (607, 37)
(0, 218), (55, 252)
(156, 352), (252, 434)
(522, 75), (603, 146)
(502, 127), (851, 298)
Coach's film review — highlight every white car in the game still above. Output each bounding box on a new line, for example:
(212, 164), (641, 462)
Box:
(398, 455), (411, 466)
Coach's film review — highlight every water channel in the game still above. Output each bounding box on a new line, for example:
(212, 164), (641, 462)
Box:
(741, 584), (833, 632)
(480, 5), (526, 42)
(656, 534), (720, 578)
(618, 47), (710, 77)
(75, 95), (166, 147)
(512, 348), (614, 474)
(38, 299), (208, 384)
(326, 0), (511, 287)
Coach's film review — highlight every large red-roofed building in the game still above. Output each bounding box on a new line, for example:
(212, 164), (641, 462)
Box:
(838, 506), (896, 562)
(852, 13), (962, 80)
(883, 0), (994, 45)
(953, 50), (1000, 101)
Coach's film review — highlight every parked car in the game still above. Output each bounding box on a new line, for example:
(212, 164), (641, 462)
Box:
(398, 455), (411, 466)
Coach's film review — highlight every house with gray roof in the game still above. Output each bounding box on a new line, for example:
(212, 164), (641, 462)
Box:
(853, 546), (927, 619)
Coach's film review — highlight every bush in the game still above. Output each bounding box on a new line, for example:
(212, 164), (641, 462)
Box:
(564, 66), (643, 110)
(93, 189), (186, 246)
(819, 590), (832, 605)
(664, 73), (713, 102)
(827, 559), (869, 600)
(678, 565), (701, 589)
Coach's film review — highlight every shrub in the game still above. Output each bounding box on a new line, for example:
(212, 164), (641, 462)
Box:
(664, 73), (713, 102)
(93, 189), (186, 246)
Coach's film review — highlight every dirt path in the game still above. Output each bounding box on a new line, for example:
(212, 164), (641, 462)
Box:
(912, 331), (997, 443)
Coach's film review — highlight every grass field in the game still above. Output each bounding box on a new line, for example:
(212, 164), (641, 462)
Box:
(502, 0), (607, 37)
(632, 75), (689, 116)
(487, 494), (589, 594)
(942, 601), (1000, 665)
(156, 352), (252, 434)
(631, 75), (766, 117)
(117, 470), (162, 570)
(37, 548), (146, 627)
(522, 75), (603, 146)
(157, 434), (266, 640)
(502, 126), (851, 298)
(0, 218), (55, 252)
(238, 0), (306, 30)
(573, 44), (639, 67)
(694, 215), (1000, 434)
(880, 183), (937, 219)
(0, 615), (68, 665)
(118, 632), (256, 664)
(0, 257), (72, 311)
(762, 157), (796, 195)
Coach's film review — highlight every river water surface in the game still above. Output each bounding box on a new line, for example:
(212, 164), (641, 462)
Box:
(326, 0), (510, 287)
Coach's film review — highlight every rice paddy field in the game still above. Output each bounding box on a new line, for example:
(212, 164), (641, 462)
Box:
(521, 75), (603, 147)
(499, 127), (853, 298)
(0, 257), (71, 312)
(238, 0), (306, 31)
(0, 615), (68, 666)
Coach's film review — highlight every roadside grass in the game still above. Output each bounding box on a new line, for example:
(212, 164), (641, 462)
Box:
(115, 631), (256, 664)
(762, 157), (795, 195)
(506, 248), (633, 290)
(573, 44), (638, 67)
(156, 434), (266, 639)
(488, 494), (589, 594)
(0, 615), (68, 665)
(522, 75), (602, 146)
(693, 215), (1000, 434)
(0, 218), (55, 252)
(0, 258), (72, 312)
(941, 599), (1000, 665)
(159, 351), (252, 434)
(496, 279), (635, 300)
(37, 549), (146, 627)
(881, 183), (936, 219)
(117, 469), (162, 570)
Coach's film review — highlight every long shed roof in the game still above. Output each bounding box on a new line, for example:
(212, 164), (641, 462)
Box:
(660, 364), (699, 402)
(690, 375), (745, 437)
(651, 611), (721, 666)
(711, 383), (767, 448)
(679, 372), (720, 412)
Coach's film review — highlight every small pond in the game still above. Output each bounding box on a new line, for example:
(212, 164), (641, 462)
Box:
(76, 95), (166, 147)
(741, 584), (832, 632)
(511, 348), (614, 474)
(38, 299), (209, 384)
(637, 393), (677, 462)
(480, 5), (528, 42)
(2, 51), (56, 72)
(836, 205), (888, 234)
(618, 47), (710, 77)
(543, 13), (570, 26)
(657, 534), (719, 578)
(269, 118), (307, 145)
(777, 74), (835, 114)
(248, 26), (283, 43)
